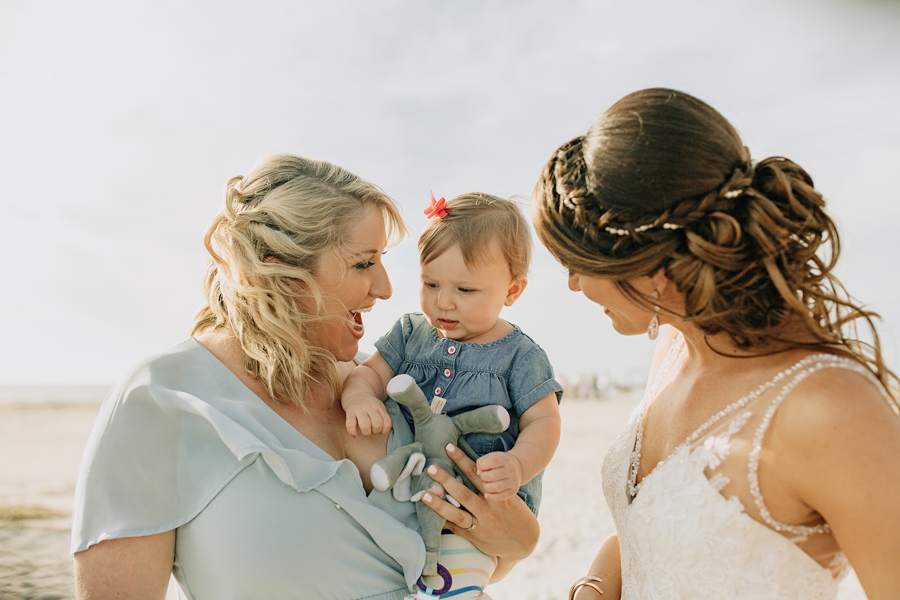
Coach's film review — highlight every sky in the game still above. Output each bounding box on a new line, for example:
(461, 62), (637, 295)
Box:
(1, 0), (899, 386)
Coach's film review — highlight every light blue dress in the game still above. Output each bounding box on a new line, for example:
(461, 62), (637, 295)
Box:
(72, 339), (425, 599)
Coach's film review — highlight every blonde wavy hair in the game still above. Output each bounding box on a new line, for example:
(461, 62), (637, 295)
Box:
(192, 154), (406, 409)
(533, 88), (898, 409)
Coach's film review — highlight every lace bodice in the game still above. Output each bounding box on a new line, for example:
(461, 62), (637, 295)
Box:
(601, 336), (875, 599)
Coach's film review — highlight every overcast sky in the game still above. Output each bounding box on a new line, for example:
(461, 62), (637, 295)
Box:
(1, 0), (898, 385)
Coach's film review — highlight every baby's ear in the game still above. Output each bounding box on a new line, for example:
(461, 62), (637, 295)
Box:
(504, 277), (528, 307)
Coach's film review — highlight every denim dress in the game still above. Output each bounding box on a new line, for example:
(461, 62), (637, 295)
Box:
(374, 313), (564, 515)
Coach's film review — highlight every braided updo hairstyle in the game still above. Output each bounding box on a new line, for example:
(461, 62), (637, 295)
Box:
(533, 88), (897, 403)
(192, 154), (406, 409)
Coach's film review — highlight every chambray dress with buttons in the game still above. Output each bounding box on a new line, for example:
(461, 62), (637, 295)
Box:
(375, 313), (564, 515)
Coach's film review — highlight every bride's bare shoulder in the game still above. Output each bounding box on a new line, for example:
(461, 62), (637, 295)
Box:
(771, 360), (900, 592)
(771, 361), (899, 495)
(778, 362), (895, 435)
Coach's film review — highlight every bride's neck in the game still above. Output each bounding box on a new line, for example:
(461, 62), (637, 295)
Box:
(675, 320), (813, 372)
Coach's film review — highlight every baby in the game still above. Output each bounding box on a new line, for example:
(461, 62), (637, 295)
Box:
(342, 192), (562, 514)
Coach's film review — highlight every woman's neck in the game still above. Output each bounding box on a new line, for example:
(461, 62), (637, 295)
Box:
(195, 329), (342, 412)
(679, 325), (745, 360)
(676, 321), (777, 361)
(673, 319), (820, 375)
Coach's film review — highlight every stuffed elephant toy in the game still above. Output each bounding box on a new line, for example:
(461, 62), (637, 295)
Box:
(370, 374), (510, 577)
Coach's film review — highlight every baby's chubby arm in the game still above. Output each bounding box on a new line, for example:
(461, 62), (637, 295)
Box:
(477, 393), (561, 501)
(341, 352), (397, 437)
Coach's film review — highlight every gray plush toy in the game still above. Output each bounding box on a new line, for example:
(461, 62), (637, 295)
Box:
(370, 374), (510, 577)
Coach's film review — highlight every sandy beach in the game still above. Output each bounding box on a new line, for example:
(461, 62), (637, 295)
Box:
(0, 395), (867, 599)
(0, 401), (98, 599)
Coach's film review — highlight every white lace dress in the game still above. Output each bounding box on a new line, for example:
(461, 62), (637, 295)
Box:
(600, 336), (872, 599)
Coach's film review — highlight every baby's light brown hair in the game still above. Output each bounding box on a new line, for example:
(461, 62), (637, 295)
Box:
(418, 192), (531, 278)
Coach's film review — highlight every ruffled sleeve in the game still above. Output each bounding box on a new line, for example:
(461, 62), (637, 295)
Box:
(71, 339), (425, 590)
(72, 342), (281, 552)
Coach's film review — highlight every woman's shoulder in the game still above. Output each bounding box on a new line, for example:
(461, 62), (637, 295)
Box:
(768, 355), (898, 463)
(124, 338), (232, 393)
(765, 355), (900, 551)
(72, 340), (258, 553)
(778, 355), (893, 423)
(129, 337), (217, 372)
(106, 339), (212, 399)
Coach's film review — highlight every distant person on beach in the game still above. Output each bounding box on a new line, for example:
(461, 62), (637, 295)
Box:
(533, 88), (900, 599)
(340, 191), (563, 523)
(70, 155), (538, 599)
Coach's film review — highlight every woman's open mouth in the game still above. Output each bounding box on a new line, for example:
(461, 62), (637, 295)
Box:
(349, 306), (373, 338)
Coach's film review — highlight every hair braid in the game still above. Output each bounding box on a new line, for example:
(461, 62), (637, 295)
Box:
(533, 88), (898, 406)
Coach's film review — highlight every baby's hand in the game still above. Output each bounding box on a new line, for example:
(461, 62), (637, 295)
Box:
(475, 452), (523, 501)
(343, 395), (392, 437)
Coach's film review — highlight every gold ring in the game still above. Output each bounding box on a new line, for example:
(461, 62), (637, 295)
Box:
(465, 516), (477, 532)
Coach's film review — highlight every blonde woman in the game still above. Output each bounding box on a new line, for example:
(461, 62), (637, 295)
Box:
(533, 89), (900, 599)
(71, 154), (538, 599)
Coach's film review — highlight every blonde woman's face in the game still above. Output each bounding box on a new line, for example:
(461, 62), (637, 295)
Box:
(307, 205), (392, 362)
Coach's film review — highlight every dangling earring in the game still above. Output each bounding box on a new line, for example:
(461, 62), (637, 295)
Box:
(648, 291), (660, 340)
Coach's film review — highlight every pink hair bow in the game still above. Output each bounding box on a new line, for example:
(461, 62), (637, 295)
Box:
(424, 191), (448, 219)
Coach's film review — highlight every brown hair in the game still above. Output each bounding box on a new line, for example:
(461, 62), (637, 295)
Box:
(419, 192), (531, 278)
(192, 154), (406, 409)
(533, 88), (898, 406)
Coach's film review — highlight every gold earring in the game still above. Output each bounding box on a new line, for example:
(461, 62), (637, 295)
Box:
(648, 291), (660, 340)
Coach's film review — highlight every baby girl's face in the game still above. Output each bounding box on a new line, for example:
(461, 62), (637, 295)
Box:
(419, 239), (526, 344)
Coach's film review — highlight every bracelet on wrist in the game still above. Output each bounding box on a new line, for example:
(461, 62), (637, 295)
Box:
(568, 575), (604, 598)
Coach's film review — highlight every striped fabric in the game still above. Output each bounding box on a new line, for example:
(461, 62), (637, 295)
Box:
(412, 530), (497, 599)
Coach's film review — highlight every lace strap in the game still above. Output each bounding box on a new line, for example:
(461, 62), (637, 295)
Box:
(629, 350), (832, 500)
(627, 334), (685, 498)
(644, 333), (685, 403)
(747, 354), (876, 540)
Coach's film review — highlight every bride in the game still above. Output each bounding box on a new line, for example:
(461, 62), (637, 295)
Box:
(532, 88), (900, 599)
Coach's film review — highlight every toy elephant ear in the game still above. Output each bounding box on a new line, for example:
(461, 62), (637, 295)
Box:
(389, 452), (427, 501)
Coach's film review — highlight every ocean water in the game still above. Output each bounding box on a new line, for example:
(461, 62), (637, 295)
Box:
(0, 386), (110, 406)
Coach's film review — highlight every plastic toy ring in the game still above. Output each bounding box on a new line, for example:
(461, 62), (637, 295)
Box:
(416, 563), (452, 595)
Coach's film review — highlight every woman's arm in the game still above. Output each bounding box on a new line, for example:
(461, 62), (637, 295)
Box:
(571, 534), (622, 599)
(422, 443), (539, 582)
(73, 530), (175, 600)
(777, 370), (900, 599)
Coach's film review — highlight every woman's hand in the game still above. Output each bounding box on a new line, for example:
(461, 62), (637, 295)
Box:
(421, 442), (540, 581)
